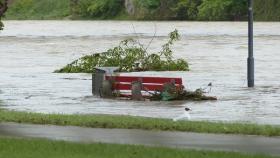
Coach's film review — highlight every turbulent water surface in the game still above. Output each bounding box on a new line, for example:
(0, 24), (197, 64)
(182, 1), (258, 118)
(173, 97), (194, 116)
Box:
(1, 21), (280, 125)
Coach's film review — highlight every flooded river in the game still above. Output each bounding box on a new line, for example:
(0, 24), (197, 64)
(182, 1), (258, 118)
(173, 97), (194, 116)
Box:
(0, 21), (280, 125)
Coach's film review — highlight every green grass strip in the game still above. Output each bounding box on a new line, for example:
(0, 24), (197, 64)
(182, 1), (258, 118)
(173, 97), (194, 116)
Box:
(0, 137), (277, 158)
(1, 109), (280, 136)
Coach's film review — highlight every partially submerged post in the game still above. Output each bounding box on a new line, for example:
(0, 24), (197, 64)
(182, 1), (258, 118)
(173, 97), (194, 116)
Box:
(92, 67), (119, 96)
(248, 0), (254, 87)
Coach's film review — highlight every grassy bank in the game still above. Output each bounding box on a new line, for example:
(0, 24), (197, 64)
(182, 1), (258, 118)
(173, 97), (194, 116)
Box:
(0, 137), (276, 158)
(1, 109), (280, 136)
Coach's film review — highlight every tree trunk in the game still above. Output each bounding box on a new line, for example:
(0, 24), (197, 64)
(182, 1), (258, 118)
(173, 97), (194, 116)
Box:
(125, 0), (135, 15)
(0, 0), (9, 17)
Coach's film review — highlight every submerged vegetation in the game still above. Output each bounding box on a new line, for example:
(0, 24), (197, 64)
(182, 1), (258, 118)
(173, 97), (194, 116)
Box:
(1, 109), (280, 136)
(55, 30), (217, 101)
(55, 30), (189, 73)
(150, 87), (217, 101)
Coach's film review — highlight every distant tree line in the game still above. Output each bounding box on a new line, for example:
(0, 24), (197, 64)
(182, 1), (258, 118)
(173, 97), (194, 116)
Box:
(69, 0), (249, 20)
(3, 0), (280, 21)
(132, 0), (248, 20)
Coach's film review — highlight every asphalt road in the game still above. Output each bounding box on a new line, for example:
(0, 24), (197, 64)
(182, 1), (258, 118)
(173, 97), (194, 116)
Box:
(1, 123), (280, 155)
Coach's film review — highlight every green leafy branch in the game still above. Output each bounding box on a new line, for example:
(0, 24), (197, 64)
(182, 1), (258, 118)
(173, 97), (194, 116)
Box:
(55, 29), (189, 73)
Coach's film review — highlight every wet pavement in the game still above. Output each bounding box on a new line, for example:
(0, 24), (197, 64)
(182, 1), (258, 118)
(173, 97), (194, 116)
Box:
(1, 122), (280, 155)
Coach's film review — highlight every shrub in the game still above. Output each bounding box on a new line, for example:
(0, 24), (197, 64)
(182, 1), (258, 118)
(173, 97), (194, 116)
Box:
(198, 0), (247, 21)
(55, 30), (189, 73)
(4, 0), (70, 20)
(172, 0), (202, 20)
(138, 0), (161, 10)
(254, 0), (280, 21)
(76, 0), (123, 18)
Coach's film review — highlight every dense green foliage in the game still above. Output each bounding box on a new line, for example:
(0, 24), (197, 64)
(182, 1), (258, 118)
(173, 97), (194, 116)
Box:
(4, 0), (70, 20)
(1, 109), (280, 136)
(254, 0), (280, 21)
(172, 0), (202, 20)
(55, 30), (189, 73)
(198, 0), (247, 21)
(75, 0), (123, 19)
(0, 137), (275, 158)
(138, 0), (161, 10)
(4, 0), (280, 21)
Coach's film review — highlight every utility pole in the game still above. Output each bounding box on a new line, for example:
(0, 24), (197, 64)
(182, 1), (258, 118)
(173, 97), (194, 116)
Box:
(248, 0), (254, 87)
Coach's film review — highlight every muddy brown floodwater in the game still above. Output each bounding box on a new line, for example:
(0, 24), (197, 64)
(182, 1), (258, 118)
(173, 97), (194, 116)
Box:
(0, 21), (280, 125)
